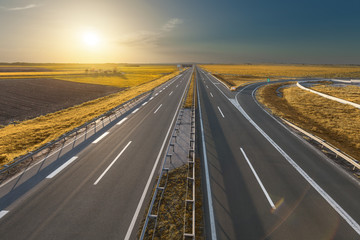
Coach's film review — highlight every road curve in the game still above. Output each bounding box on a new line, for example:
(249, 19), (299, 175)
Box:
(196, 66), (360, 240)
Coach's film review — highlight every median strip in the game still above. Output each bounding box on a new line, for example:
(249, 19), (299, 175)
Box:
(46, 156), (78, 179)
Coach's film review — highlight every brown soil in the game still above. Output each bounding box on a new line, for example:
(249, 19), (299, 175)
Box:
(0, 78), (123, 125)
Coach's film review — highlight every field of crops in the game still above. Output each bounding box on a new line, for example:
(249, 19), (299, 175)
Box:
(257, 83), (360, 161)
(201, 64), (360, 88)
(0, 64), (179, 165)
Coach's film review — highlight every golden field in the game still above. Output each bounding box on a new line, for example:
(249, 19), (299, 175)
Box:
(257, 83), (360, 160)
(310, 84), (360, 105)
(0, 68), (179, 165)
(0, 64), (177, 88)
(201, 64), (360, 88)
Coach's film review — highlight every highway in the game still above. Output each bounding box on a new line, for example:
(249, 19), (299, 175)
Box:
(196, 66), (360, 240)
(0, 68), (192, 239)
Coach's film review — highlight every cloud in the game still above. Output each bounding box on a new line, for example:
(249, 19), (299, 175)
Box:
(0, 4), (37, 11)
(119, 18), (183, 47)
(161, 18), (184, 32)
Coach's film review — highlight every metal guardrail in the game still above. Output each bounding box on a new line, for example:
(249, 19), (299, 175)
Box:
(140, 68), (193, 239)
(297, 81), (360, 109)
(282, 118), (360, 170)
(0, 74), (182, 182)
(183, 74), (196, 239)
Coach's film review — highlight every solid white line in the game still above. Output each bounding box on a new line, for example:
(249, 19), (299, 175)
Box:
(217, 106), (225, 118)
(117, 117), (128, 125)
(46, 156), (78, 179)
(93, 141), (132, 185)
(154, 104), (162, 114)
(197, 71), (217, 240)
(233, 93), (360, 235)
(150, 97), (154, 100)
(92, 132), (110, 144)
(169, 91), (173, 96)
(142, 102), (148, 106)
(0, 210), (9, 219)
(131, 108), (140, 114)
(210, 92), (214, 98)
(240, 148), (276, 209)
(125, 68), (192, 240)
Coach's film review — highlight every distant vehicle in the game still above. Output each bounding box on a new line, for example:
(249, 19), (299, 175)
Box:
(230, 86), (236, 91)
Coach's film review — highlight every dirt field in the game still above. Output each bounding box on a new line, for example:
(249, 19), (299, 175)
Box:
(0, 78), (122, 126)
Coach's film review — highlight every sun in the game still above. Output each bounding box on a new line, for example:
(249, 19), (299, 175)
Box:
(82, 31), (100, 47)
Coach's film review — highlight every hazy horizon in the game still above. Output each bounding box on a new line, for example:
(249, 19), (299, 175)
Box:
(1, 0), (359, 64)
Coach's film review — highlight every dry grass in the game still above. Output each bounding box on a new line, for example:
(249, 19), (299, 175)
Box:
(310, 84), (360, 105)
(257, 83), (360, 160)
(184, 70), (195, 108)
(0, 71), (180, 165)
(201, 64), (360, 89)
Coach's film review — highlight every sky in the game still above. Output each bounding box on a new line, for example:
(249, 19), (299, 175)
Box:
(0, 0), (359, 64)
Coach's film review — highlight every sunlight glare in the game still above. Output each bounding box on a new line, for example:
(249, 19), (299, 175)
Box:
(83, 31), (100, 47)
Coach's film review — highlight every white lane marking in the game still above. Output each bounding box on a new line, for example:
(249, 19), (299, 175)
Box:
(210, 92), (214, 98)
(154, 104), (162, 114)
(169, 91), (173, 96)
(217, 106), (225, 118)
(206, 85), (209, 88)
(155, 93), (158, 96)
(131, 108), (140, 114)
(142, 102), (148, 106)
(233, 93), (360, 235)
(92, 132), (110, 144)
(117, 117), (128, 125)
(150, 97), (154, 100)
(159, 90), (162, 93)
(176, 85), (178, 88)
(46, 156), (78, 179)
(126, 69), (192, 240)
(94, 141), (132, 185)
(197, 72), (217, 240)
(0, 210), (9, 219)
(240, 148), (276, 209)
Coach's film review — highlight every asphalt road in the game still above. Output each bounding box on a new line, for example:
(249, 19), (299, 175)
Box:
(0, 68), (192, 240)
(196, 66), (360, 240)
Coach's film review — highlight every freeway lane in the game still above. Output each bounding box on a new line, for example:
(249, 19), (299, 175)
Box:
(0, 68), (192, 240)
(196, 66), (360, 239)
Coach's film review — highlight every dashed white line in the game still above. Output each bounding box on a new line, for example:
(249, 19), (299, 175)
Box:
(210, 92), (214, 97)
(176, 85), (178, 88)
(206, 85), (209, 88)
(92, 132), (110, 144)
(217, 106), (225, 118)
(155, 93), (158, 96)
(0, 210), (9, 219)
(169, 91), (173, 96)
(154, 104), (162, 114)
(142, 102), (148, 106)
(94, 141), (132, 185)
(150, 97), (154, 100)
(46, 156), (78, 179)
(116, 118), (128, 125)
(131, 108), (140, 114)
(240, 148), (276, 209)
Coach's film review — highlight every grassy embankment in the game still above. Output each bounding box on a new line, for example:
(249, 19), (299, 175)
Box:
(310, 84), (360, 105)
(0, 65), (178, 165)
(200, 64), (360, 89)
(257, 83), (360, 160)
